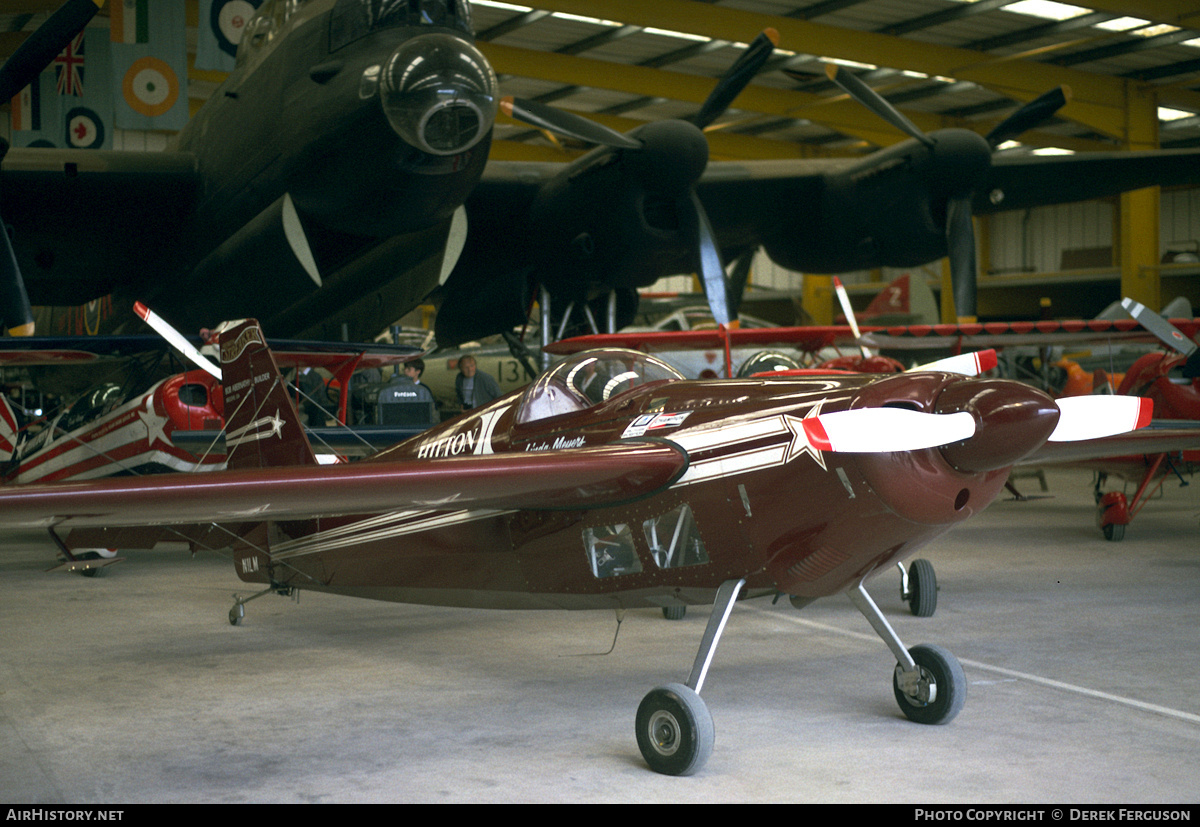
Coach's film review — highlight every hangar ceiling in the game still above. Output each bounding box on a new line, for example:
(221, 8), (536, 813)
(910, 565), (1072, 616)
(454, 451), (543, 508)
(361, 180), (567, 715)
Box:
(1, 0), (1199, 160)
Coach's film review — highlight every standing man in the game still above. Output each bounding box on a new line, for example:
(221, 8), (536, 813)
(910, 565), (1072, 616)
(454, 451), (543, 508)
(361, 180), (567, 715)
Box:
(455, 354), (501, 410)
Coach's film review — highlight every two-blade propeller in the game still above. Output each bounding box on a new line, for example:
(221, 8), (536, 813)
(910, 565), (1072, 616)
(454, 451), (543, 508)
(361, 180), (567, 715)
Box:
(0, 0), (105, 337)
(819, 64), (1070, 321)
(803, 392), (1150, 453)
(501, 29), (780, 329)
(1121, 296), (1200, 379)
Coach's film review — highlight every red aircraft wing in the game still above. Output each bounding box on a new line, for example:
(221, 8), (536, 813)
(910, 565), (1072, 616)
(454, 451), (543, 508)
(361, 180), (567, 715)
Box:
(0, 440), (688, 530)
(542, 326), (866, 356)
(861, 318), (1200, 351)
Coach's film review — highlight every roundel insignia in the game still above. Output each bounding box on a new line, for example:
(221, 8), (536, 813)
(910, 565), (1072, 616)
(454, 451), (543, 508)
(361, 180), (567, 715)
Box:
(122, 56), (180, 118)
(211, 0), (260, 58)
(65, 106), (105, 149)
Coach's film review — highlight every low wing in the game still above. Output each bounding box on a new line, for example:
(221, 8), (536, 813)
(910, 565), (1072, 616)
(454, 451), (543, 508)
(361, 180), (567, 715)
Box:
(0, 440), (689, 531)
(2, 148), (199, 305)
(1020, 421), (1200, 465)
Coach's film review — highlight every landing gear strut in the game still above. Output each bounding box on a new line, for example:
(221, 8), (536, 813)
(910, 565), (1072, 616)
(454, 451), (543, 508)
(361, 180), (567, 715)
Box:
(849, 582), (965, 725)
(636, 578), (743, 775)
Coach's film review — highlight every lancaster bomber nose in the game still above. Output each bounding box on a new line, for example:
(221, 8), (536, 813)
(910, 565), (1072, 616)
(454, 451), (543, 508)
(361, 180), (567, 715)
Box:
(379, 33), (498, 156)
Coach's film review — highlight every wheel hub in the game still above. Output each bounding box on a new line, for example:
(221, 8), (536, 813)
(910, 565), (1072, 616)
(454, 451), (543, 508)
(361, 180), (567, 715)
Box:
(896, 664), (938, 706)
(647, 710), (682, 756)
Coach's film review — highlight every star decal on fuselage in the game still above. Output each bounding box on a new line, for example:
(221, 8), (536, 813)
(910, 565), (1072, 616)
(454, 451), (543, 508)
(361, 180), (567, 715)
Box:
(138, 396), (170, 449)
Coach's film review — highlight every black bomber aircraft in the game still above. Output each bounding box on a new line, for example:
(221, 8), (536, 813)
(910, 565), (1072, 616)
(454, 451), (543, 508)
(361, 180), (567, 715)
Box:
(2, 0), (497, 341)
(5, 1), (1200, 350)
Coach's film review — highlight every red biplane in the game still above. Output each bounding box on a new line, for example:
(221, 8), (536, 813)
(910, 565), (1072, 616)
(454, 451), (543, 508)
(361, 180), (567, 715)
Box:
(0, 318), (1155, 775)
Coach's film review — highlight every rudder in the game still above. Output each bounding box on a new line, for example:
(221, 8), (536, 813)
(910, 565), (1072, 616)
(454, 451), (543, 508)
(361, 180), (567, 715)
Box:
(217, 318), (318, 469)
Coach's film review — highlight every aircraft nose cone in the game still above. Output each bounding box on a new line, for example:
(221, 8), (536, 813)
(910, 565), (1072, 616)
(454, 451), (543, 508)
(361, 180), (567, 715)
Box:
(935, 379), (1060, 472)
(380, 33), (498, 155)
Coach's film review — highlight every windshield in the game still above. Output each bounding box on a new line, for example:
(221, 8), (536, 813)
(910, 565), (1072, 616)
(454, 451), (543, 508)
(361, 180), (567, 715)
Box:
(330, 0), (472, 50)
(515, 349), (684, 425)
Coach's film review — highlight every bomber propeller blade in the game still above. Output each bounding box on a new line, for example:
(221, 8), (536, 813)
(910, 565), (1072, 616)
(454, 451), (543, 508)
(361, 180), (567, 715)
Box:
(821, 66), (1071, 321)
(500, 32), (778, 332)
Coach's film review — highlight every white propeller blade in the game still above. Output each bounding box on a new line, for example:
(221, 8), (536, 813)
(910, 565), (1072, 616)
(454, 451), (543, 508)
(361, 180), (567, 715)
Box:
(910, 349), (998, 376)
(833, 276), (871, 360)
(134, 301), (223, 380)
(803, 408), (976, 453)
(1047, 395), (1152, 442)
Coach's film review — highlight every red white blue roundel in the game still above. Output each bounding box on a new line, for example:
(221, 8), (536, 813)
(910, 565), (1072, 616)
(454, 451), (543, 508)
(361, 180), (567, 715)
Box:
(65, 106), (105, 149)
(211, 0), (261, 58)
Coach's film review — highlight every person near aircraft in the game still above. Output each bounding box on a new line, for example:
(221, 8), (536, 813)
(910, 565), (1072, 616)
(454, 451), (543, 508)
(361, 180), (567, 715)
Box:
(455, 355), (501, 410)
(377, 358), (437, 428)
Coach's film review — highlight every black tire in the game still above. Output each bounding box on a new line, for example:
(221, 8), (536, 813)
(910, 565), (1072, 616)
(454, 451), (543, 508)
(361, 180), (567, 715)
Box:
(907, 558), (937, 617)
(662, 606), (687, 621)
(893, 644), (966, 725)
(635, 683), (714, 776)
(1103, 522), (1125, 541)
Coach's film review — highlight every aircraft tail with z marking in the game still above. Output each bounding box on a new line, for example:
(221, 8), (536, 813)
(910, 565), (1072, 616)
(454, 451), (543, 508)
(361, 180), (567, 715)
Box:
(217, 318), (318, 470)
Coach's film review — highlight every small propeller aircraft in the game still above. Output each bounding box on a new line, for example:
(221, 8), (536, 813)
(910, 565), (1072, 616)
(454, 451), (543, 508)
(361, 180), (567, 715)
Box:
(1036, 298), (1200, 541)
(0, 316), (1156, 775)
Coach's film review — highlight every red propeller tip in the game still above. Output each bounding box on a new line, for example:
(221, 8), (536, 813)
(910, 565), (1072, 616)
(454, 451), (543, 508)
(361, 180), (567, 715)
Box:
(499, 97), (514, 117)
(133, 301), (149, 319)
(1136, 397), (1153, 430)
(802, 418), (831, 452)
(977, 349), (998, 373)
(763, 28), (780, 46)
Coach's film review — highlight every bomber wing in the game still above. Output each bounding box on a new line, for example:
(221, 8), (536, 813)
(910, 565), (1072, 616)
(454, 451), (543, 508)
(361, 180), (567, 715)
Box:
(0, 440), (688, 531)
(977, 150), (1200, 215)
(2, 148), (199, 306)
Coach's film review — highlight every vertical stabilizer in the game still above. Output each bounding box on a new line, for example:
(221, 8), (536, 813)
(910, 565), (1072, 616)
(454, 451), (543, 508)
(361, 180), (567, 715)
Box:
(218, 318), (317, 469)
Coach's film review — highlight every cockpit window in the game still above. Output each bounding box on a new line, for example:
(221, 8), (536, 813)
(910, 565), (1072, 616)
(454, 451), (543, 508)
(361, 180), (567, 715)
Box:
(515, 349), (684, 425)
(330, 0), (472, 51)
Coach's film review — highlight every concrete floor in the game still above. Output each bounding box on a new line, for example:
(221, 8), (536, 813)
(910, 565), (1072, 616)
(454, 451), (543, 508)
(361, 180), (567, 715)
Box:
(2, 468), (1198, 803)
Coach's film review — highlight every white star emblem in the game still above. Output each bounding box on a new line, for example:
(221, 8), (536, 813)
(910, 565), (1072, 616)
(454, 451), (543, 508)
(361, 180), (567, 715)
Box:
(139, 396), (169, 448)
(782, 399), (828, 470)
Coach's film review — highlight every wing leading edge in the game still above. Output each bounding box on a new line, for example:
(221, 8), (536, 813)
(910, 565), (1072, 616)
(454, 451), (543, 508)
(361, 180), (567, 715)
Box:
(0, 440), (689, 531)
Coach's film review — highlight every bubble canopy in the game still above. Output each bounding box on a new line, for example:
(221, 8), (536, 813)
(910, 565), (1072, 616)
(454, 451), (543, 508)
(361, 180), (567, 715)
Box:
(516, 349), (685, 425)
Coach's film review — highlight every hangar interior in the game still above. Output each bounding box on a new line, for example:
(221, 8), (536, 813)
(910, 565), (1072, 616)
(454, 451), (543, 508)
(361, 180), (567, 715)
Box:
(0, 0), (1198, 804)
(2, 0), (1200, 324)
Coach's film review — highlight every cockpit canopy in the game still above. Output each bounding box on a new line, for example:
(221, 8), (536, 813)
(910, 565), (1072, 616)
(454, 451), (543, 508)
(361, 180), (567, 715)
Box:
(515, 349), (684, 425)
(330, 0), (474, 51)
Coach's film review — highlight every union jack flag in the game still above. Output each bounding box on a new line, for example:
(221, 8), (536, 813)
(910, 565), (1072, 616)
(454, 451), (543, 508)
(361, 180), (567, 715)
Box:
(54, 33), (85, 96)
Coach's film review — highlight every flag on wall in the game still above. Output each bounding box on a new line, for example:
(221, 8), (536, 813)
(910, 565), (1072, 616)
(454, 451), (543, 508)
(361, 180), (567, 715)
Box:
(65, 27), (114, 149)
(196, 0), (262, 72)
(10, 72), (61, 148)
(11, 27), (113, 149)
(110, 2), (189, 131)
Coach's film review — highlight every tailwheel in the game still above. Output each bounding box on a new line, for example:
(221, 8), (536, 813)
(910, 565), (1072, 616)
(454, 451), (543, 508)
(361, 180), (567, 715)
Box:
(1102, 522), (1125, 542)
(635, 683), (714, 776)
(662, 605), (687, 620)
(893, 644), (966, 725)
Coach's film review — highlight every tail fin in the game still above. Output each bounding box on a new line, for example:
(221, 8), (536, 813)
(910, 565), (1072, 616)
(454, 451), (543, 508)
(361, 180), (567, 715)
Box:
(217, 318), (318, 469)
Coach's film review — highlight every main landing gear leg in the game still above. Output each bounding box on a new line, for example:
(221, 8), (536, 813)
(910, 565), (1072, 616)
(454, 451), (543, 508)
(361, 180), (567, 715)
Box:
(635, 577), (745, 776)
(848, 582), (965, 725)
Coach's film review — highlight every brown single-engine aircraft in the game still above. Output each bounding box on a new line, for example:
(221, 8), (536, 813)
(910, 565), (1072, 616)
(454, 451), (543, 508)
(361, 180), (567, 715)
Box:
(0, 318), (1154, 775)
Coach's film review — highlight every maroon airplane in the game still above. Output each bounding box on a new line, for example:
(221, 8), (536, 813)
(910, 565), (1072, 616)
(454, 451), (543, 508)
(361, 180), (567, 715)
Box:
(0, 318), (1153, 775)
